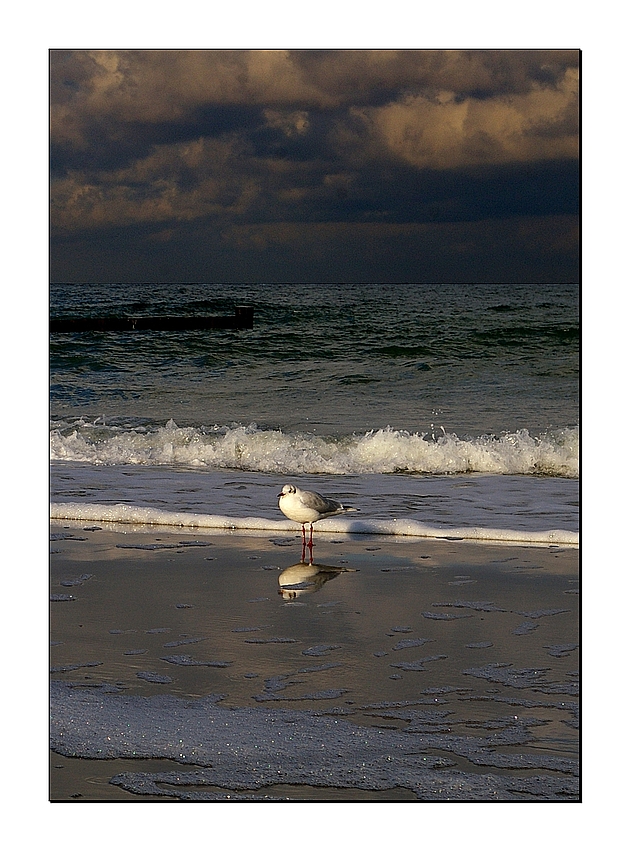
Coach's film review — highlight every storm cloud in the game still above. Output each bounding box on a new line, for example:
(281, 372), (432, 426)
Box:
(50, 49), (579, 283)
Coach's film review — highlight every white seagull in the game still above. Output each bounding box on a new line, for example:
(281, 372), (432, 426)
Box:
(278, 484), (357, 549)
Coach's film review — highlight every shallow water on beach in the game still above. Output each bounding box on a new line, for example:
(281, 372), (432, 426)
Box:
(50, 525), (579, 801)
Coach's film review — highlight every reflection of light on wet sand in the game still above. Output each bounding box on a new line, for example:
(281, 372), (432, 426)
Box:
(50, 526), (579, 801)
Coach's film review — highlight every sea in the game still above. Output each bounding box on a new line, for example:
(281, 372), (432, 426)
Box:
(50, 283), (579, 545)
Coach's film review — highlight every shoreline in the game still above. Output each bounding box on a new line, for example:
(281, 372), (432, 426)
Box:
(50, 522), (579, 801)
(50, 504), (579, 546)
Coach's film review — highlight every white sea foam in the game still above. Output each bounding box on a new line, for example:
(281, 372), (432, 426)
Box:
(49, 681), (578, 800)
(50, 420), (579, 478)
(49, 501), (579, 545)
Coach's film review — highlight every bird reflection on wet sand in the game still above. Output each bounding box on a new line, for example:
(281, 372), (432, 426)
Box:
(278, 561), (357, 600)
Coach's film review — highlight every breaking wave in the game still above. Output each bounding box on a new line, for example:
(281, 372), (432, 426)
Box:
(50, 419), (579, 479)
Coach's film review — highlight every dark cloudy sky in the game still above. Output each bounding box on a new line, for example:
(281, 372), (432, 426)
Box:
(50, 49), (579, 284)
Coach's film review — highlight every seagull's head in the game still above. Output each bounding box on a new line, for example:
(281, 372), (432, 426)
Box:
(279, 484), (297, 498)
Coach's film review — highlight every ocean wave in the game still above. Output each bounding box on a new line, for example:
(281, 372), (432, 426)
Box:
(50, 420), (579, 478)
(49, 502), (578, 545)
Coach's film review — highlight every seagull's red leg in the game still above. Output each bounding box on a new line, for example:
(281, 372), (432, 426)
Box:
(301, 538), (306, 563)
(306, 524), (314, 564)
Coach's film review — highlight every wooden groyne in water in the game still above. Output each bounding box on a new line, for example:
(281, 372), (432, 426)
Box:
(50, 306), (254, 333)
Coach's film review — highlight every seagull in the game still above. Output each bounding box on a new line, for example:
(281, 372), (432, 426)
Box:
(277, 484), (357, 551)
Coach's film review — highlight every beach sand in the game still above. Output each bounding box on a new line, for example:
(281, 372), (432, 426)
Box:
(50, 521), (579, 802)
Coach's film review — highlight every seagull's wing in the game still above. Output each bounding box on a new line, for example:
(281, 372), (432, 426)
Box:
(300, 490), (342, 513)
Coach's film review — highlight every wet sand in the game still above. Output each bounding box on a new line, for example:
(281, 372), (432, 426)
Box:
(50, 521), (579, 801)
